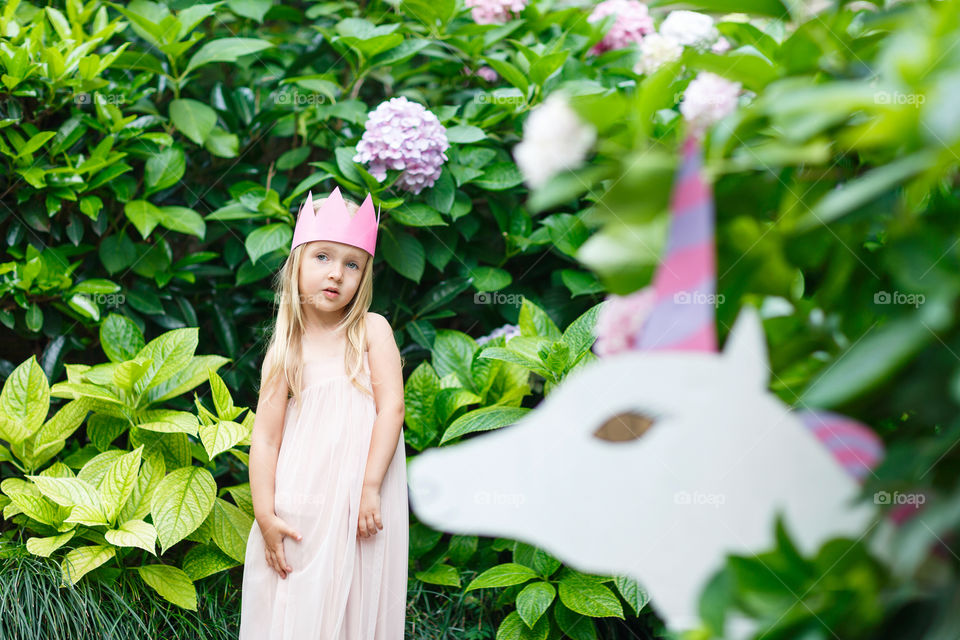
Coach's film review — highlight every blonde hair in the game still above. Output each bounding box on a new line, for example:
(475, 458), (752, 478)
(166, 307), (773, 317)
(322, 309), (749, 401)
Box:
(260, 194), (375, 409)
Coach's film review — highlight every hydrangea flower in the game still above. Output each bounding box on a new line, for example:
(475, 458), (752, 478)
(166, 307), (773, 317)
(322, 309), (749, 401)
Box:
(513, 91), (597, 189)
(476, 323), (521, 346)
(587, 0), (654, 55)
(592, 287), (656, 357)
(465, 0), (527, 25)
(353, 96), (450, 195)
(633, 32), (683, 75)
(679, 71), (742, 133)
(711, 36), (732, 53)
(659, 10), (720, 49)
(463, 65), (500, 82)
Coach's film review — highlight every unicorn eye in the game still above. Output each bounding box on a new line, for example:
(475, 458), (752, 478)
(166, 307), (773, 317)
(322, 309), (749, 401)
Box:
(592, 411), (655, 442)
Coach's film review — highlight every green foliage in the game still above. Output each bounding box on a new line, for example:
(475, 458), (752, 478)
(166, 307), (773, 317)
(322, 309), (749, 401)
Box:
(0, 320), (253, 610)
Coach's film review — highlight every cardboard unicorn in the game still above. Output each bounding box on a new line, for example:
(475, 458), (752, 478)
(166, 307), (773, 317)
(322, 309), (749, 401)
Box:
(406, 135), (885, 634)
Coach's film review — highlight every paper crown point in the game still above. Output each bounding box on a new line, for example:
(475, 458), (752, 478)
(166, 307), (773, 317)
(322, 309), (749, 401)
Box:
(290, 186), (381, 257)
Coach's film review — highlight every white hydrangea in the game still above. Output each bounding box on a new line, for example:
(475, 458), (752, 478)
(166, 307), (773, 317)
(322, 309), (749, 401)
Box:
(633, 32), (684, 75)
(679, 71), (742, 132)
(513, 92), (597, 189)
(660, 10), (720, 49)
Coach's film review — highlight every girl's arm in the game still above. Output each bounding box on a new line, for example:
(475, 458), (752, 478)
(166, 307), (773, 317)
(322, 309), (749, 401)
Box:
(362, 313), (405, 492)
(250, 345), (289, 527)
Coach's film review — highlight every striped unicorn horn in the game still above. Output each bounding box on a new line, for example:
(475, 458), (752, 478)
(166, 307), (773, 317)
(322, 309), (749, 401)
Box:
(636, 134), (717, 352)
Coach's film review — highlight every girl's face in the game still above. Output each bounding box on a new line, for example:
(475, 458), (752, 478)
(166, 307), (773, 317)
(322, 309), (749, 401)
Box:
(298, 240), (369, 322)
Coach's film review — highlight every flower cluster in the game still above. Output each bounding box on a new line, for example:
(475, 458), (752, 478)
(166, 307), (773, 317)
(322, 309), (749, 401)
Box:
(592, 287), (657, 357)
(353, 96), (450, 195)
(465, 0), (527, 25)
(513, 92), (597, 189)
(680, 71), (742, 133)
(476, 323), (521, 346)
(587, 0), (654, 55)
(633, 10), (731, 76)
(463, 65), (500, 82)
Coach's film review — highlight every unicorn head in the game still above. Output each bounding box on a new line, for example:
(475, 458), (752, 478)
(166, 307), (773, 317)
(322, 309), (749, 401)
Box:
(406, 135), (884, 633)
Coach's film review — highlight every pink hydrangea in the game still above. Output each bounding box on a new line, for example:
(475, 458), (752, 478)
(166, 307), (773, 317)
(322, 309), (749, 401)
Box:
(679, 71), (742, 134)
(465, 0), (527, 25)
(353, 96), (450, 195)
(592, 287), (656, 356)
(463, 65), (500, 82)
(587, 0), (654, 56)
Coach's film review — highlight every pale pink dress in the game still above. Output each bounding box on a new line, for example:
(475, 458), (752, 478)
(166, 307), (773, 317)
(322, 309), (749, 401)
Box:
(239, 348), (409, 639)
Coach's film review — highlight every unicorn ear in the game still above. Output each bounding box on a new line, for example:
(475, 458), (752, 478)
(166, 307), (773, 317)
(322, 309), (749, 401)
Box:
(722, 306), (769, 390)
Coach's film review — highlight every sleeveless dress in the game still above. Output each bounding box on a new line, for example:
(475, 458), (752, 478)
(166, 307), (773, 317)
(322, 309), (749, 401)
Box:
(239, 349), (409, 639)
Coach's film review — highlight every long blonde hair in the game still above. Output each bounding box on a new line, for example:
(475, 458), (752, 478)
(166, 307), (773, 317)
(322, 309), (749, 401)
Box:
(260, 194), (375, 409)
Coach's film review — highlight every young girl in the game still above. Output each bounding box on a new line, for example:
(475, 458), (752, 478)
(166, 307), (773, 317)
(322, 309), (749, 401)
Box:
(239, 186), (408, 639)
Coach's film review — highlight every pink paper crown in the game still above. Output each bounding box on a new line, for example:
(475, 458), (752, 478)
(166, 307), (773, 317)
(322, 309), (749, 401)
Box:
(290, 186), (381, 257)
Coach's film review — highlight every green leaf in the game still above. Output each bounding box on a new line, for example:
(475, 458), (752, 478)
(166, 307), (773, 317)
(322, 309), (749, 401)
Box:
(199, 421), (246, 460)
(144, 146), (185, 195)
(105, 519), (158, 555)
(138, 410), (200, 436)
(559, 302), (603, 362)
(182, 543), (240, 580)
(415, 562), (461, 586)
(123, 200), (161, 240)
(389, 203), (447, 227)
(133, 328), (200, 396)
(470, 266), (512, 292)
(156, 206), (206, 239)
(227, 0), (272, 22)
(466, 562), (539, 591)
(99, 446), (144, 523)
(518, 298), (562, 340)
(137, 564), (198, 611)
(0, 355), (50, 444)
(61, 545), (115, 586)
(496, 611), (549, 640)
(797, 150), (938, 231)
(482, 57), (528, 96)
(150, 466), (217, 554)
(381, 230), (425, 282)
(403, 362), (441, 451)
(553, 603), (597, 640)
(245, 223), (292, 264)
(445, 125), (487, 144)
(614, 575), (649, 616)
(100, 313), (146, 363)
(558, 573), (624, 618)
(211, 497), (253, 563)
(169, 99), (217, 145)
(473, 162), (524, 191)
(184, 37), (274, 75)
(516, 581), (556, 628)
(26, 531), (75, 557)
(441, 405), (529, 444)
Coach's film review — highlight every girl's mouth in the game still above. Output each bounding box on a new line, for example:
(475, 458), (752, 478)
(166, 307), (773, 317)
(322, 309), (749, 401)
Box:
(323, 289), (339, 298)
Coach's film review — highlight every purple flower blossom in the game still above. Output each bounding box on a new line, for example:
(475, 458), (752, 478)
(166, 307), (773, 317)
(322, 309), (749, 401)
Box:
(462, 65), (500, 82)
(353, 96), (450, 195)
(465, 0), (528, 25)
(476, 323), (521, 346)
(587, 0), (654, 55)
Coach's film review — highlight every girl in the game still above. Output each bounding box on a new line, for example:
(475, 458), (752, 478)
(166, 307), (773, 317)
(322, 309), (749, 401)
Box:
(239, 186), (408, 639)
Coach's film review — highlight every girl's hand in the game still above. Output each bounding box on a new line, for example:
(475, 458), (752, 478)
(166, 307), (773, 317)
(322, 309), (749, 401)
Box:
(357, 486), (383, 538)
(259, 513), (302, 579)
